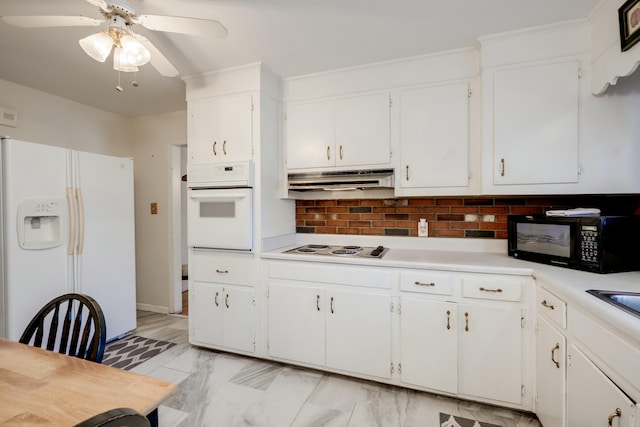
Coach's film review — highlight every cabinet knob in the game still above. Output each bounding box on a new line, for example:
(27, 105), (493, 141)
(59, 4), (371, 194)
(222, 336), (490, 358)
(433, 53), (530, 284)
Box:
(541, 300), (555, 310)
(551, 343), (560, 369)
(608, 408), (621, 426)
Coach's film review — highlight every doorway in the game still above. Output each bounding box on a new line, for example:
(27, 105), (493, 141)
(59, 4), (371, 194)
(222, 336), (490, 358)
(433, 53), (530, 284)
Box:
(170, 145), (188, 315)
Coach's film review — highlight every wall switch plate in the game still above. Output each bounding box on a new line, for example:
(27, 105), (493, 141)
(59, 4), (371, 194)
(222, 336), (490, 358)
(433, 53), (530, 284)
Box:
(150, 202), (158, 215)
(418, 219), (428, 237)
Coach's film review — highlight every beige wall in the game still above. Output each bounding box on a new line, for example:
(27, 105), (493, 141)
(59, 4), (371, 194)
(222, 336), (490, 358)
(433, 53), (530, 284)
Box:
(129, 111), (187, 312)
(0, 79), (131, 156)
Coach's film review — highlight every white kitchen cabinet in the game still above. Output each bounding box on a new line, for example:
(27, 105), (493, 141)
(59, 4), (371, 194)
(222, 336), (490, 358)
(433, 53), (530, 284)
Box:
(536, 316), (566, 427)
(325, 288), (392, 379)
(567, 344), (636, 427)
(267, 261), (393, 379)
(191, 281), (255, 353)
(267, 282), (325, 367)
(285, 92), (391, 170)
(401, 297), (458, 394)
(485, 60), (580, 187)
(188, 93), (253, 163)
(189, 250), (257, 353)
(399, 272), (527, 407)
(399, 82), (470, 189)
(268, 281), (392, 379)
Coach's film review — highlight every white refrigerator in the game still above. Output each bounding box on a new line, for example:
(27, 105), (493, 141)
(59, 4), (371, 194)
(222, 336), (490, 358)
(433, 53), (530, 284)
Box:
(0, 138), (136, 341)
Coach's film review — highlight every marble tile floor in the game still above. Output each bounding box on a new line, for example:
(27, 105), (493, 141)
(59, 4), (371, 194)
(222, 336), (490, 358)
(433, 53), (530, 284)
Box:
(131, 311), (542, 427)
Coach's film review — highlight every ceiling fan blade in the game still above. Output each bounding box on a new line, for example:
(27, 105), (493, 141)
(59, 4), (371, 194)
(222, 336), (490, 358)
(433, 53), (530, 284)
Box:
(133, 15), (228, 38)
(1, 15), (105, 28)
(134, 34), (180, 77)
(85, 0), (109, 12)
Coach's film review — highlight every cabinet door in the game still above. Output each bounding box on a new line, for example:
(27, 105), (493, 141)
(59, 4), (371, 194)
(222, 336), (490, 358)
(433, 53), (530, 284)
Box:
(458, 304), (522, 405)
(400, 297), (457, 394)
(221, 285), (255, 353)
(492, 61), (579, 185)
(536, 316), (566, 427)
(188, 94), (253, 163)
(191, 281), (223, 346)
(267, 283), (325, 366)
(325, 289), (392, 379)
(568, 345), (636, 427)
(335, 92), (391, 167)
(285, 101), (334, 169)
(400, 82), (469, 188)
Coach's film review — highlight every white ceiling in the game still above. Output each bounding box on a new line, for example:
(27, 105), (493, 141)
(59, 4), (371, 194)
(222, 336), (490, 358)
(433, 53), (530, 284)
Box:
(0, 0), (601, 117)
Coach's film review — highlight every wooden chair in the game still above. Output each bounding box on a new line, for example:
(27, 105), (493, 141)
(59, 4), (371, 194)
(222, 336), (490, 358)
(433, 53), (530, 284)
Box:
(19, 293), (107, 363)
(73, 408), (151, 427)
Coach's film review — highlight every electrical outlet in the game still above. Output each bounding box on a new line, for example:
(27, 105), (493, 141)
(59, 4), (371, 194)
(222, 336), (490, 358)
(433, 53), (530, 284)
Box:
(418, 219), (428, 237)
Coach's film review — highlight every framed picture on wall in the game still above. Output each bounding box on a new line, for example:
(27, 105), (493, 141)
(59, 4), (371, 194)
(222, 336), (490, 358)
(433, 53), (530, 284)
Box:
(619, 0), (640, 51)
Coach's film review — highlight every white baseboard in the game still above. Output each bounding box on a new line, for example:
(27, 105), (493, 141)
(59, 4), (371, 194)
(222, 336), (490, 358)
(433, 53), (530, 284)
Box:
(136, 303), (169, 314)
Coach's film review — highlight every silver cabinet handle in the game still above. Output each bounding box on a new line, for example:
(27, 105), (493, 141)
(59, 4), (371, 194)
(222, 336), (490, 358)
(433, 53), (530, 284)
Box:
(216, 269), (229, 274)
(541, 300), (555, 310)
(327, 146), (331, 160)
(608, 408), (622, 426)
(223, 140), (227, 155)
(414, 281), (435, 287)
(213, 141), (217, 156)
(225, 293), (229, 309)
(214, 291), (219, 307)
(446, 310), (451, 330)
(339, 145), (343, 160)
(500, 158), (505, 176)
(551, 343), (560, 369)
(316, 294), (320, 311)
(479, 287), (503, 293)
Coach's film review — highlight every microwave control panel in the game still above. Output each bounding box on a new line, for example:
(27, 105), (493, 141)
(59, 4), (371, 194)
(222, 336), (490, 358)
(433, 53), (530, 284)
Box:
(580, 225), (599, 263)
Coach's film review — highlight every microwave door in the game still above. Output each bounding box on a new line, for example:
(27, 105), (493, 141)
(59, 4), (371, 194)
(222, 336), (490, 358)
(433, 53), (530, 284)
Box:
(187, 188), (253, 251)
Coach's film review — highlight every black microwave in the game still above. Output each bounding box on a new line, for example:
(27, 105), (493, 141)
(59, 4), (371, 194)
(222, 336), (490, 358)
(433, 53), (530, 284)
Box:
(507, 215), (640, 273)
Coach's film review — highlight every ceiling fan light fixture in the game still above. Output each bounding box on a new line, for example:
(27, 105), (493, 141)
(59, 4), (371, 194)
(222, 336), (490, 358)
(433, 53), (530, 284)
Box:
(120, 34), (150, 66)
(79, 31), (113, 63)
(113, 46), (139, 72)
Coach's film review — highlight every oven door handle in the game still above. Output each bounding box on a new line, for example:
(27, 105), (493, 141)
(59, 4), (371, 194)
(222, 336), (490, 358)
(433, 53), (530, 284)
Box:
(188, 192), (249, 201)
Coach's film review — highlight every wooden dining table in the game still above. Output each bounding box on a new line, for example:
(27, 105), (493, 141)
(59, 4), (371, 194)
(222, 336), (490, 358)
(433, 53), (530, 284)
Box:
(0, 338), (177, 426)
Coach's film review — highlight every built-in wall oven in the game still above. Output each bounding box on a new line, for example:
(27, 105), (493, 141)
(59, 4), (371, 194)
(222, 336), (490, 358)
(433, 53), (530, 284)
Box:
(187, 161), (254, 251)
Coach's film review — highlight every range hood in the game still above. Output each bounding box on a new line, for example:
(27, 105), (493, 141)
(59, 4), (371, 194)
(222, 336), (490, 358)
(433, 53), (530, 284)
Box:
(288, 169), (394, 191)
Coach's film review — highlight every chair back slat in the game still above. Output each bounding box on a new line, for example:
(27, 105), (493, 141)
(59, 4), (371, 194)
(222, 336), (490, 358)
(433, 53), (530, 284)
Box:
(19, 293), (107, 363)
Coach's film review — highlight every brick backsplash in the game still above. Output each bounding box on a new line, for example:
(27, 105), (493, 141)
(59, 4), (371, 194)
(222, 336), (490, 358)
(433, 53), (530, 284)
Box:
(296, 195), (640, 239)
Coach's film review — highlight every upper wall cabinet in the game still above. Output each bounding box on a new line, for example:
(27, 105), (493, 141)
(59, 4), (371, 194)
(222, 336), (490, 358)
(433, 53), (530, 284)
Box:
(398, 81), (471, 192)
(487, 60), (580, 187)
(188, 94), (253, 164)
(285, 92), (391, 171)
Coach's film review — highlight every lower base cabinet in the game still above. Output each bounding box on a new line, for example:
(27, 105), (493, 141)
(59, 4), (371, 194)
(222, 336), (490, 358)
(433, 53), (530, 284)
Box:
(191, 281), (255, 353)
(567, 344), (637, 427)
(535, 315), (566, 427)
(400, 297), (523, 405)
(268, 282), (392, 379)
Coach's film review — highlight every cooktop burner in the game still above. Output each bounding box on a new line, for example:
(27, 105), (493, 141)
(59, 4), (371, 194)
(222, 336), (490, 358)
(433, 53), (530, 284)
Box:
(284, 244), (388, 259)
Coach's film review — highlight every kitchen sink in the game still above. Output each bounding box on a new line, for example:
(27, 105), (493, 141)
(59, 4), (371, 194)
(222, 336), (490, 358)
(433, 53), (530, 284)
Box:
(587, 289), (640, 319)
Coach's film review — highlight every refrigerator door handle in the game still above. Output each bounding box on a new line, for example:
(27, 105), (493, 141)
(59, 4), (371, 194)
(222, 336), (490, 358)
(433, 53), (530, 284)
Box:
(76, 188), (85, 255)
(67, 188), (76, 256)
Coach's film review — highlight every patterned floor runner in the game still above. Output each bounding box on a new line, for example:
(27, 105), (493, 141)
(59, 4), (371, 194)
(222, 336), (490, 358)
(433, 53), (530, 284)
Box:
(440, 413), (502, 427)
(102, 335), (176, 370)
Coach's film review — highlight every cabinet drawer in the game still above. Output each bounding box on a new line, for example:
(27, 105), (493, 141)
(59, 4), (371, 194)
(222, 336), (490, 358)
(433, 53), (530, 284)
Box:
(400, 271), (456, 295)
(462, 276), (522, 302)
(268, 261), (392, 289)
(190, 250), (256, 286)
(537, 286), (566, 329)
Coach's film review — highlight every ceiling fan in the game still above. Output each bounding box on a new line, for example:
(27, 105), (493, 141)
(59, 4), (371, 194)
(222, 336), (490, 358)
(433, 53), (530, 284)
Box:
(1, 0), (228, 78)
